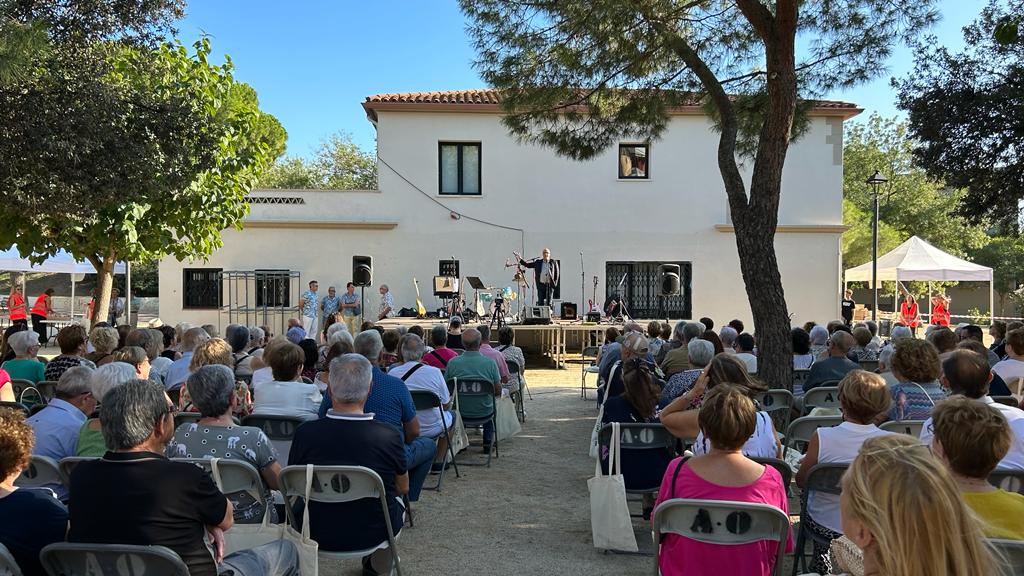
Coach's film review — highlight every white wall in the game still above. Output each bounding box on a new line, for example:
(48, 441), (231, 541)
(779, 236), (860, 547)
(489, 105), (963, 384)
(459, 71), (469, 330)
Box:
(159, 110), (848, 330)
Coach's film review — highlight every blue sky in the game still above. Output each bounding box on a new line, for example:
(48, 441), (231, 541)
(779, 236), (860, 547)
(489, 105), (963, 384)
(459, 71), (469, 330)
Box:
(179, 0), (982, 158)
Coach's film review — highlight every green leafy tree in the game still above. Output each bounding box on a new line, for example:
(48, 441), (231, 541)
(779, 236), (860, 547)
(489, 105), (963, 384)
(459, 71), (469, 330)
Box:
(459, 0), (937, 387)
(258, 156), (321, 189)
(971, 235), (1024, 317)
(259, 131), (377, 190)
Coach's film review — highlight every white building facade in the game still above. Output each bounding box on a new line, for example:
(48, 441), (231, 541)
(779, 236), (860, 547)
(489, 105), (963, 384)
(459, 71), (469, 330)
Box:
(159, 90), (859, 331)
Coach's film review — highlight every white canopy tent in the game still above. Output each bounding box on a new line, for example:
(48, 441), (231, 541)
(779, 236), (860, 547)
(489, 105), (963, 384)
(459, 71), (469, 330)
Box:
(844, 236), (994, 323)
(0, 246), (127, 320)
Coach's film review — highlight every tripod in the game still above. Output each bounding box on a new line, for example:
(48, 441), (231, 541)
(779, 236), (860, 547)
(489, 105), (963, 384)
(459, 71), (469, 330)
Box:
(490, 295), (506, 330)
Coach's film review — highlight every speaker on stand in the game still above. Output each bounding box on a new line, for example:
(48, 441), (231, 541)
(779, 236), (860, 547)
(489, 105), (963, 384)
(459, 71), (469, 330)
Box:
(659, 264), (681, 320)
(353, 256), (372, 321)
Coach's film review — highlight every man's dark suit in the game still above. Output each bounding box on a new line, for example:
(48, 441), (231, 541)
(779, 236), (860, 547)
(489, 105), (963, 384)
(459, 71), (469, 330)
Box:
(520, 257), (559, 306)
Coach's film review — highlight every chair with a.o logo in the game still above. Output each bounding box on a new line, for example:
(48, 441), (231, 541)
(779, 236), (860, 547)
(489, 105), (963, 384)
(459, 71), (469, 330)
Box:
(454, 378), (498, 467)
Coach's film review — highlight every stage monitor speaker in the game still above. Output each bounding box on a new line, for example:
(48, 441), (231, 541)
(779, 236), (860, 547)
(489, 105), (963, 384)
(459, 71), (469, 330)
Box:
(586, 311), (602, 323)
(353, 255), (373, 287)
(659, 264), (681, 296)
(523, 305), (552, 325)
(560, 302), (578, 320)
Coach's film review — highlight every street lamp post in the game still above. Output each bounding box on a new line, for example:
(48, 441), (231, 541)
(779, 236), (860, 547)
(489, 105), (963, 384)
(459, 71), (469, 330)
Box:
(866, 170), (888, 322)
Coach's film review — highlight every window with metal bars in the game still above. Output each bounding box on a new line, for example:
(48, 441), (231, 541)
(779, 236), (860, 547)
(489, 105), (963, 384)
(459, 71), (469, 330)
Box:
(183, 268), (222, 309)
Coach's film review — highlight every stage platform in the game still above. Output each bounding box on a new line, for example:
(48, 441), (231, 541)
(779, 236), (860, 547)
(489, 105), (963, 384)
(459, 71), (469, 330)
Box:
(376, 317), (622, 368)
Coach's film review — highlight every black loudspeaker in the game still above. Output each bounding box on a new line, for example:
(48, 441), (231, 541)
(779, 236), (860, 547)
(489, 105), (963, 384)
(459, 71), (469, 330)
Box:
(561, 302), (578, 320)
(659, 264), (681, 296)
(352, 255), (372, 287)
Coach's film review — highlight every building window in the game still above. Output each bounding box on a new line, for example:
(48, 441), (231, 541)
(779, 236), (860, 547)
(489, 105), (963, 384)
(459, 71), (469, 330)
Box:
(183, 268), (222, 309)
(618, 143), (649, 179)
(439, 142), (481, 195)
(255, 270), (292, 308)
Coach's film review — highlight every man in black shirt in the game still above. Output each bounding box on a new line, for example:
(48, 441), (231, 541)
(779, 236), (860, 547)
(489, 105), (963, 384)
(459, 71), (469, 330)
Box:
(290, 353), (408, 576)
(67, 380), (298, 576)
(841, 289), (856, 326)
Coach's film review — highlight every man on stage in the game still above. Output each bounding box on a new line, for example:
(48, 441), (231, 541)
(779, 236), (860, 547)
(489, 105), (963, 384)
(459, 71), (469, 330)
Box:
(516, 248), (559, 306)
(298, 280), (320, 336)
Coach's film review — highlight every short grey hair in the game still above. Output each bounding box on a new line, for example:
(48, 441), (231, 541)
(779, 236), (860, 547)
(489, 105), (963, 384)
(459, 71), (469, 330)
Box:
(400, 334), (426, 362)
(682, 322), (705, 342)
(182, 327), (211, 352)
(449, 315), (463, 328)
(90, 362), (137, 403)
(430, 325), (448, 347)
(891, 325), (913, 341)
(326, 322), (349, 340)
(329, 354), (373, 403)
(202, 324), (219, 338)
(719, 326), (738, 346)
(687, 339), (715, 368)
(100, 379), (170, 451)
(114, 346), (148, 368)
(809, 325), (829, 345)
(56, 365), (94, 400)
(328, 329), (354, 348)
(186, 365), (236, 418)
(477, 324), (491, 343)
(462, 328), (482, 350)
(248, 325), (265, 343)
(126, 329), (158, 360)
(90, 326), (120, 355)
(879, 345), (895, 371)
(624, 321), (643, 334)
(9, 330), (40, 355)
(225, 324), (249, 353)
(672, 321), (687, 342)
(354, 329), (384, 364)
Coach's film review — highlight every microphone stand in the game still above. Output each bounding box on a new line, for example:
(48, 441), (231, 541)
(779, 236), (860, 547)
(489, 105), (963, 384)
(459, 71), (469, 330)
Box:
(579, 251), (585, 323)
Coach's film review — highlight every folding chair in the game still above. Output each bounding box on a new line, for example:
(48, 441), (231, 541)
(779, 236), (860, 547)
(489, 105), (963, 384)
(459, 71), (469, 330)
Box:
(167, 388), (181, 407)
(791, 369), (811, 397)
(9, 379), (44, 408)
(879, 419), (925, 437)
(15, 455), (65, 490)
(279, 464), (402, 576)
(858, 360), (879, 373)
(749, 456), (793, 491)
(506, 358), (526, 422)
(792, 463), (848, 576)
(652, 498), (790, 576)
(754, 389), (795, 438)
(453, 378), (498, 467)
(172, 411), (202, 429)
(989, 469), (1024, 496)
(598, 423), (676, 515)
(801, 386), (840, 415)
(0, 401), (28, 415)
(409, 390), (461, 491)
(241, 414), (306, 464)
(581, 345), (601, 399)
(39, 542), (189, 576)
(58, 457), (96, 482)
(451, 348), (465, 355)
(992, 396), (1020, 408)
(989, 538), (1024, 574)
(782, 416), (842, 458)
(174, 458), (267, 524)
(0, 543), (22, 576)
(35, 381), (57, 402)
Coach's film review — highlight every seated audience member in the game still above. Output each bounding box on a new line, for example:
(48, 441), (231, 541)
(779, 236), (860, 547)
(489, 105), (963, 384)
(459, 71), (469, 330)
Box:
(718, 326), (739, 354)
(920, 349), (1024, 469)
(655, 386), (792, 576)
(225, 324), (255, 378)
(993, 328), (1024, 388)
(158, 325), (180, 361)
(930, 396), (1024, 539)
(76, 362), (137, 457)
(317, 330), (434, 501)
(661, 322), (704, 378)
(252, 341), (321, 419)
(699, 317), (715, 332)
(991, 321), (1008, 359)
(804, 330), (860, 392)
(792, 327), (814, 370)
(700, 330), (725, 355)
(113, 346), (151, 381)
(315, 340), (352, 392)
(653, 323), (678, 365)
(596, 326), (622, 365)
(599, 322), (646, 383)
(168, 365), (281, 523)
(249, 325), (268, 357)
(116, 325), (131, 350)
(290, 354), (406, 575)
(888, 324), (914, 343)
(660, 354), (769, 443)
(178, 338), (254, 418)
(1, 330), (45, 383)
(27, 366), (96, 461)
(44, 324), (95, 381)
(389, 334), (453, 469)
(298, 338), (319, 382)
(251, 336), (289, 386)
(443, 328), (501, 450)
(285, 326), (305, 345)
(165, 326), (211, 390)
(67, 380), (298, 576)
(957, 340), (1014, 396)
(422, 325), (458, 370)
(1, 324), (26, 364)
(808, 324), (830, 360)
(660, 339), (714, 405)
(319, 326), (354, 369)
(647, 320), (666, 358)
(732, 333), (758, 373)
(728, 319), (744, 334)
(841, 435), (996, 575)
(477, 325), (510, 386)
(877, 345), (899, 386)
(864, 320), (881, 348)
(958, 324), (1001, 366)
(201, 324), (219, 338)
(125, 328), (164, 383)
(380, 329), (401, 368)
(850, 326), (878, 362)
(888, 337), (946, 421)
(0, 408), (68, 576)
(496, 326), (526, 394)
(927, 326), (958, 362)
(796, 370), (891, 574)
(446, 315), (464, 350)
(602, 332), (651, 403)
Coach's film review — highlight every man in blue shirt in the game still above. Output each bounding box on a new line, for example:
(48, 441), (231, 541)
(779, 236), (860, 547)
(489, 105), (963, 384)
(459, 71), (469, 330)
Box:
(321, 285), (341, 329)
(27, 366), (96, 462)
(298, 280), (320, 338)
(340, 282), (362, 334)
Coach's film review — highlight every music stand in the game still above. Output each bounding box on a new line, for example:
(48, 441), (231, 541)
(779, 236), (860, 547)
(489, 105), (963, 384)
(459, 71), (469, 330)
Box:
(466, 277), (487, 291)
(466, 277), (489, 322)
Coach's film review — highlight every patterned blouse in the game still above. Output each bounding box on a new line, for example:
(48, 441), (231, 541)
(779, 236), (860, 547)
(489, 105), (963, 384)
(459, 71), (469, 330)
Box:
(498, 344), (526, 393)
(889, 380), (947, 422)
(660, 369), (703, 407)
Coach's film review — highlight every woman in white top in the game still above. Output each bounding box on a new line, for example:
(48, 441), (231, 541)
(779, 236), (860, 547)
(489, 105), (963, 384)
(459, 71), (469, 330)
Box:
(796, 369), (892, 575)
(252, 341), (321, 419)
(993, 328), (1024, 388)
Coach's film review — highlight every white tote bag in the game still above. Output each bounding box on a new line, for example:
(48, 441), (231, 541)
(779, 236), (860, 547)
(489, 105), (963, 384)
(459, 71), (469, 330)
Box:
(587, 422), (638, 552)
(589, 362), (619, 458)
(215, 460), (319, 576)
(495, 394), (522, 441)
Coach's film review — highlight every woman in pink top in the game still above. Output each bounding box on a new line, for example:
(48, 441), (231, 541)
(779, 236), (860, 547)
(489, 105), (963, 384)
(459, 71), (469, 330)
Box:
(655, 385), (792, 576)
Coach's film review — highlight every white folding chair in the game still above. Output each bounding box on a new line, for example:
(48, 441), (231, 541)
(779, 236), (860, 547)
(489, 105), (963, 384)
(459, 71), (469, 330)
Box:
(279, 464), (402, 576)
(0, 543), (22, 576)
(791, 370), (811, 397)
(241, 414), (307, 464)
(174, 458), (268, 524)
(755, 389), (795, 436)
(409, 390), (460, 491)
(57, 457), (97, 482)
(15, 455), (65, 490)
(651, 498), (790, 576)
(989, 538), (1024, 575)
(793, 463), (848, 575)
(782, 416), (842, 458)
(39, 543), (189, 576)
(879, 419), (925, 437)
(990, 468), (1024, 496)
(581, 346), (601, 399)
(802, 386), (840, 414)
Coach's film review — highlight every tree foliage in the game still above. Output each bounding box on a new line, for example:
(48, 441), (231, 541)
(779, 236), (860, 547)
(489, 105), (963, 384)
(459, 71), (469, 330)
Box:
(895, 0), (1024, 229)
(258, 131), (377, 190)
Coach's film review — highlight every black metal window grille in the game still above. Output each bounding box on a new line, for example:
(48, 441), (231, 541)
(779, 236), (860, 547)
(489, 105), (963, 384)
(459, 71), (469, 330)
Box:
(183, 268), (222, 309)
(255, 270), (292, 308)
(605, 261), (692, 319)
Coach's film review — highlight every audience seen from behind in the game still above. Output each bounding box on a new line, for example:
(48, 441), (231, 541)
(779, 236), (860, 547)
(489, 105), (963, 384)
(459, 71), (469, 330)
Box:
(601, 331), (651, 403)
(177, 338), (255, 418)
(421, 324), (458, 370)
(888, 337), (946, 422)
(598, 321), (649, 384)
(289, 354), (406, 575)
(125, 328), (165, 384)
(158, 324), (180, 361)
(958, 324), (1001, 366)
(496, 326), (526, 394)
(84, 326), (118, 367)
(165, 326), (211, 390)
(298, 338), (319, 382)
(661, 321), (704, 378)
(445, 315), (464, 350)
(0, 324), (26, 364)
(27, 366), (96, 463)
(655, 386), (792, 576)
(44, 325), (95, 382)
(957, 339), (1014, 396)
(796, 369), (892, 574)
(991, 321), (1008, 359)
(476, 324), (511, 387)
(660, 339), (714, 405)
(225, 324), (256, 378)
(388, 334), (454, 470)
(380, 329), (401, 369)
(731, 332), (758, 373)
(993, 328), (1024, 390)
(700, 329), (725, 355)
(252, 341), (321, 419)
(792, 328), (814, 370)
(251, 336), (289, 386)
(113, 346), (151, 381)
(0, 408), (68, 576)
(927, 326), (958, 362)
(804, 330), (859, 393)
(67, 379), (299, 576)
(930, 396), (1024, 539)
(315, 339), (352, 392)
(840, 434), (996, 575)
(718, 326), (739, 355)
(849, 326), (878, 362)
(76, 362), (137, 457)
(808, 324), (830, 360)
(1, 330), (45, 384)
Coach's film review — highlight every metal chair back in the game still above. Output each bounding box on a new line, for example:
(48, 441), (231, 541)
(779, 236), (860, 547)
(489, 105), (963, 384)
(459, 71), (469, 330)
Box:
(990, 469), (1024, 496)
(802, 386), (840, 413)
(0, 542), (22, 576)
(879, 419), (924, 437)
(783, 416), (842, 457)
(172, 411), (201, 429)
(597, 423), (676, 493)
(15, 455), (65, 489)
(754, 389), (795, 434)
(749, 456), (793, 489)
(992, 396), (1020, 408)
(39, 543), (189, 576)
(174, 458), (267, 524)
(791, 370), (811, 396)
(989, 538), (1024, 575)
(58, 457), (97, 481)
(858, 360), (879, 373)
(241, 414), (306, 464)
(409, 389), (460, 489)
(793, 463), (849, 574)
(0, 401), (28, 415)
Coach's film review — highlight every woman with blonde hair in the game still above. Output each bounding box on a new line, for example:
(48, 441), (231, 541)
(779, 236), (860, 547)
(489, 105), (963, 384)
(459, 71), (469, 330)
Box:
(840, 434), (997, 575)
(177, 338), (253, 417)
(85, 325), (118, 366)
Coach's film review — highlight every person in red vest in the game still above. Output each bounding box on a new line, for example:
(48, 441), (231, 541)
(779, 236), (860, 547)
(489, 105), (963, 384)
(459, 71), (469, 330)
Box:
(7, 284), (28, 329)
(899, 293), (921, 337)
(31, 288), (55, 344)
(931, 294), (951, 327)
